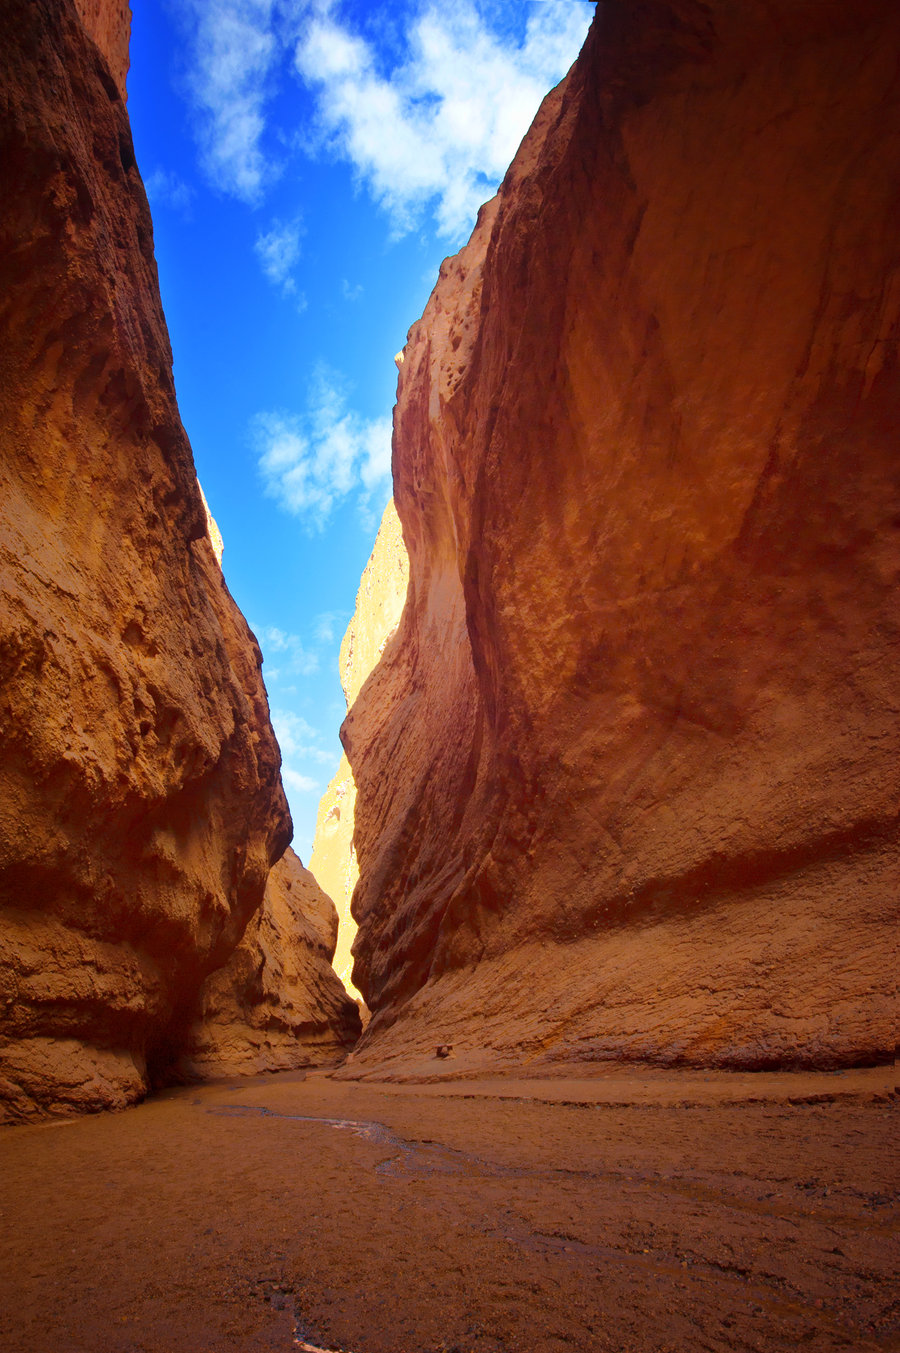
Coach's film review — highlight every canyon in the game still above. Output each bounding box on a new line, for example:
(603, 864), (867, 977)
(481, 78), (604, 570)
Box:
(0, 1), (897, 1349)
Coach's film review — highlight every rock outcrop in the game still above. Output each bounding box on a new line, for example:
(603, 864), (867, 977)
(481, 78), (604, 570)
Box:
(309, 500), (408, 999)
(180, 848), (360, 1077)
(0, 0), (293, 1121)
(344, 0), (900, 1071)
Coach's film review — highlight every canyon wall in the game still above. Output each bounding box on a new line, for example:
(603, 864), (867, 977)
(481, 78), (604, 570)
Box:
(180, 848), (360, 1077)
(309, 500), (409, 999)
(344, 0), (900, 1071)
(0, 0), (300, 1121)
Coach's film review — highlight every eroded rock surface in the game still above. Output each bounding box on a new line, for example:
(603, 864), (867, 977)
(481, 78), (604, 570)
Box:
(345, 0), (900, 1070)
(0, 0), (291, 1121)
(309, 500), (408, 999)
(180, 848), (360, 1077)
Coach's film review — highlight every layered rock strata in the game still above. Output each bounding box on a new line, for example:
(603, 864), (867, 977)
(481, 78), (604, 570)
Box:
(309, 499), (409, 999)
(344, 0), (900, 1070)
(0, 0), (292, 1121)
(180, 848), (360, 1077)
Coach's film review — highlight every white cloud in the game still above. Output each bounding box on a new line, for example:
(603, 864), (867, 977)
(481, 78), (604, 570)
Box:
(282, 768), (319, 793)
(255, 368), (393, 531)
(271, 707), (342, 800)
(292, 0), (593, 239)
(271, 708), (318, 751)
(314, 612), (341, 645)
(144, 168), (195, 215)
(177, 0), (593, 237)
(255, 216), (304, 293)
(181, 0), (280, 203)
(341, 278), (363, 302)
(255, 625), (319, 675)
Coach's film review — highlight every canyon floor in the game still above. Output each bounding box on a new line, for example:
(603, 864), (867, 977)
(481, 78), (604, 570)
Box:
(0, 1064), (896, 1353)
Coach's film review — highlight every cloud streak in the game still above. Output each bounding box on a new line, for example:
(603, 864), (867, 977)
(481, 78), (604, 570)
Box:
(270, 706), (342, 801)
(255, 369), (393, 531)
(255, 216), (304, 294)
(181, 0), (280, 203)
(144, 167), (196, 215)
(254, 624), (320, 675)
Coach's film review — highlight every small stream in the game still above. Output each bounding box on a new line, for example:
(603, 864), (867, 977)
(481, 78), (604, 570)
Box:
(205, 1102), (525, 1180)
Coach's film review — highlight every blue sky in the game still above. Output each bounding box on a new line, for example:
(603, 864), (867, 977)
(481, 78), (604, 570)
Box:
(127, 0), (594, 861)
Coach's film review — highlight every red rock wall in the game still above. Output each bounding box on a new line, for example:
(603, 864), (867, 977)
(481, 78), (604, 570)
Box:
(345, 0), (900, 1070)
(0, 0), (292, 1121)
(180, 848), (360, 1077)
(72, 0), (130, 101)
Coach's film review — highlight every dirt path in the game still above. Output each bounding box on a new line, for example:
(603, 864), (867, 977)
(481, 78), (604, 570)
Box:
(0, 1066), (896, 1352)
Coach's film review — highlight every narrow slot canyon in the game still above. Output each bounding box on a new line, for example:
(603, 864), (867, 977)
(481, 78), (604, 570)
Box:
(1, 1), (897, 1351)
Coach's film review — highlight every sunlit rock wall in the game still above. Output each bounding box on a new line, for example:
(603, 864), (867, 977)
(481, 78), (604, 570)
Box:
(309, 500), (409, 1000)
(0, 0), (292, 1121)
(72, 0), (130, 100)
(180, 848), (361, 1077)
(344, 0), (900, 1071)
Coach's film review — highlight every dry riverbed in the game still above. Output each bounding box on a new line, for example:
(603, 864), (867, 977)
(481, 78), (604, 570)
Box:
(0, 1065), (896, 1353)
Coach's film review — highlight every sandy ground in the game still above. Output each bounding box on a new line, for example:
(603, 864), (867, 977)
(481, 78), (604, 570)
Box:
(0, 1065), (896, 1353)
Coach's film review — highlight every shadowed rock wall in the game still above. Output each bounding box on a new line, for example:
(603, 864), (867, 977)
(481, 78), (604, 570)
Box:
(344, 0), (900, 1070)
(181, 848), (361, 1077)
(0, 0), (293, 1121)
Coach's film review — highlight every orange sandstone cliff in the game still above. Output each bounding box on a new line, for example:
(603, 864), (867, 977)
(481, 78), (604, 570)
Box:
(344, 0), (900, 1071)
(309, 500), (409, 999)
(0, 0), (348, 1121)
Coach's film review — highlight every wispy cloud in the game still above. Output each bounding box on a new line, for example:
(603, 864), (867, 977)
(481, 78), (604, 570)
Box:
(282, 767), (319, 793)
(255, 215), (304, 294)
(178, 0), (592, 238)
(255, 368), (393, 531)
(292, 0), (593, 239)
(144, 167), (196, 216)
(313, 612), (341, 645)
(181, 0), (280, 203)
(254, 624), (320, 675)
(271, 706), (342, 799)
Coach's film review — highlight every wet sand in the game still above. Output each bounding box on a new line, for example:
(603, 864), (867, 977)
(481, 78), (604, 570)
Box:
(0, 1065), (896, 1353)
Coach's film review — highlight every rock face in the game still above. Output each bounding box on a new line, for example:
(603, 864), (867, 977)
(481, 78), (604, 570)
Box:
(180, 848), (360, 1077)
(0, 0), (292, 1121)
(344, 0), (900, 1070)
(309, 500), (409, 999)
(72, 0), (130, 100)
